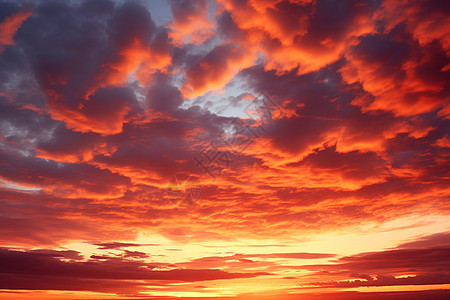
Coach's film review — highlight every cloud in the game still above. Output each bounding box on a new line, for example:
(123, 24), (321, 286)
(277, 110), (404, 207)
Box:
(379, 0), (450, 52)
(290, 143), (387, 181)
(0, 0), (449, 298)
(0, 7), (31, 53)
(15, 1), (172, 135)
(340, 27), (450, 116)
(217, 0), (379, 75)
(300, 232), (450, 288)
(333, 247), (450, 273)
(0, 248), (268, 294)
(168, 0), (215, 45)
(94, 242), (160, 249)
(35, 124), (110, 163)
(182, 43), (255, 98)
(0, 145), (131, 199)
(398, 232), (450, 249)
(177, 252), (335, 271)
(146, 72), (183, 112)
(312, 273), (450, 288)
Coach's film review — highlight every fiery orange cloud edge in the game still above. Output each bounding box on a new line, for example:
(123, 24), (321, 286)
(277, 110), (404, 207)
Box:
(0, 0), (449, 299)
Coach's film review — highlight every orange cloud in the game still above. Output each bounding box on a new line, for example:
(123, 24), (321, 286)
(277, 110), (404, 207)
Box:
(217, 0), (376, 74)
(168, 0), (215, 46)
(182, 44), (255, 98)
(1, 1), (449, 298)
(0, 8), (32, 53)
(340, 31), (449, 116)
(94, 37), (171, 91)
(378, 0), (450, 54)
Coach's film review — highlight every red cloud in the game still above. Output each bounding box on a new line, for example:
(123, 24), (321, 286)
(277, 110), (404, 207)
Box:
(168, 0), (215, 46)
(182, 44), (255, 98)
(379, 0), (450, 54)
(217, 0), (377, 74)
(0, 8), (31, 53)
(0, 0), (449, 298)
(340, 30), (449, 116)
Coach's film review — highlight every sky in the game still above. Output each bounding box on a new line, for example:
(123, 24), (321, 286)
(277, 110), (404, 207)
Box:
(0, 0), (449, 299)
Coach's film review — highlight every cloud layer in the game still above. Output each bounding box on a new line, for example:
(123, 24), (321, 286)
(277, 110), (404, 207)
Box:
(0, 0), (448, 298)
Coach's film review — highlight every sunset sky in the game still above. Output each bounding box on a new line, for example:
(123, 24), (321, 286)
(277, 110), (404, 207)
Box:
(0, 0), (449, 299)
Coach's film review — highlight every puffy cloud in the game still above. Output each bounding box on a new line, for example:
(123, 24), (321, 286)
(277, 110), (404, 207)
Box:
(340, 28), (450, 116)
(0, 0), (449, 298)
(217, 0), (379, 74)
(35, 125), (111, 163)
(15, 1), (172, 135)
(182, 43), (255, 98)
(168, 0), (215, 46)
